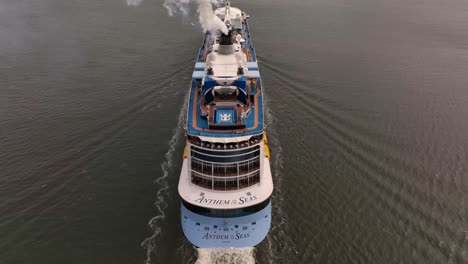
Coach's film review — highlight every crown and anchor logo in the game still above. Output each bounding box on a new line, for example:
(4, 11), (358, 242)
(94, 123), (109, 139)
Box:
(220, 113), (231, 122)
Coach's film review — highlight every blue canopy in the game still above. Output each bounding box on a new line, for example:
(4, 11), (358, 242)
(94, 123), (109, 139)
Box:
(202, 76), (248, 95)
(202, 77), (219, 95)
(233, 77), (247, 93)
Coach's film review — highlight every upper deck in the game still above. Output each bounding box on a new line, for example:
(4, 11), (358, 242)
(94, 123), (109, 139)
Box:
(187, 6), (264, 139)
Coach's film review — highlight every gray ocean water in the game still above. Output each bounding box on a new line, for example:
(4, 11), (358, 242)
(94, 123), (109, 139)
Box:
(1, 0), (468, 263)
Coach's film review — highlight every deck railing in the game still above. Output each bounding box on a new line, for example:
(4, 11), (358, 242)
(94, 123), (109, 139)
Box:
(191, 156), (260, 177)
(191, 171), (260, 191)
(188, 135), (262, 150)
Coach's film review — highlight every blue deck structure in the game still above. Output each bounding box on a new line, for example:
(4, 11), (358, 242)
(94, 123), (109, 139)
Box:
(187, 17), (264, 138)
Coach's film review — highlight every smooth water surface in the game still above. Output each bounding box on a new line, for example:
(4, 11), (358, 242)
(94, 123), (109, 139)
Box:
(1, 0), (467, 263)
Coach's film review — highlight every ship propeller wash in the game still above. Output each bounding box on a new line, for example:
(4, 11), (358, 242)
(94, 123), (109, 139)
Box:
(179, 1), (273, 248)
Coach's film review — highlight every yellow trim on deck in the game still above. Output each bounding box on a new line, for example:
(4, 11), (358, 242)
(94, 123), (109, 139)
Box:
(183, 146), (188, 159)
(264, 144), (270, 159)
(263, 132), (270, 159)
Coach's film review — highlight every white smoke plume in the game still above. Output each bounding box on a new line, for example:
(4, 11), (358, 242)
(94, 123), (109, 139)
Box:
(126, 0), (144, 6)
(194, 0), (228, 34)
(128, 0), (228, 34)
(164, 0), (228, 34)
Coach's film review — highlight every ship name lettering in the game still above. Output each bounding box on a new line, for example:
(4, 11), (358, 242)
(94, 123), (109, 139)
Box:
(195, 197), (231, 205)
(235, 232), (250, 240)
(202, 233), (230, 240)
(195, 195), (258, 206)
(238, 195), (257, 205)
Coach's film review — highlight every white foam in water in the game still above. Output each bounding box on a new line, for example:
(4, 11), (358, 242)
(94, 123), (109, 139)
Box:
(195, 248), (256, 264)
(141, 92), (189, 264)
(263, 94), (299, 262)
(126, 0), (144, 6)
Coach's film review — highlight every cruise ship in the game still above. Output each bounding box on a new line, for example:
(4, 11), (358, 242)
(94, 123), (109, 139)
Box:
(178, 1), (273, 248)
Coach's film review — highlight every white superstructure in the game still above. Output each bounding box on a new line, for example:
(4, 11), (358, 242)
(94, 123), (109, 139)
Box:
(178, 1), (273, 248)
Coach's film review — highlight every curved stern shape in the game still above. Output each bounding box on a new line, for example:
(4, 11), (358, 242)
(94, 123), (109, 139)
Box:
(181, 200), (271, 248)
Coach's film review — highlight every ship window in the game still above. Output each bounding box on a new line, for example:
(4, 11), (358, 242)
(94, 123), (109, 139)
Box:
(191, 168), (261, 190)
(189, 135), (263, 150)
(238, 162), (249, 173)
(191, 150), (260, 163)
(191, 145), (259, 157)
(214, 178), (226, 190)
(226, 179), (238, 190)
(239, 176), (249, 188)
(250, 172), (260, 185)
(191, 159), (214, 175)
(226, 163), (237, 175)
(191, 173), (213, 189)
(192, 156), (260, 177)
(213, 163), (226, 175)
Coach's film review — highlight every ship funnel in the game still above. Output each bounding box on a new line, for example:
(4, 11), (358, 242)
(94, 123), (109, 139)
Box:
(219, 30), (234, 54)
(220, 31), (233, 45)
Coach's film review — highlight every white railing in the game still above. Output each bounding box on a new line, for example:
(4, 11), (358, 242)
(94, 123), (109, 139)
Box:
(191, 156), (260, 177)
(191, 170), (260, 190)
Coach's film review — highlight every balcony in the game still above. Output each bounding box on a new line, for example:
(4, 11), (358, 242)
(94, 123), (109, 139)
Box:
(191, 157), (260, 177)
(191, 171), (260, 191)
(188, 134), (263, 150)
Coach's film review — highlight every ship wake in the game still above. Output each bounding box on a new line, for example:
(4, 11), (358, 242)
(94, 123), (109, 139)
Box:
(141, 91), (189, 263)
(195, 248), (256, 264)
(261, 92), (298, 262)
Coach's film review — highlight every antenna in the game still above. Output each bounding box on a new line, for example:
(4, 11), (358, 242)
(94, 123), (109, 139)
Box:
(224, 0), (232, 30)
